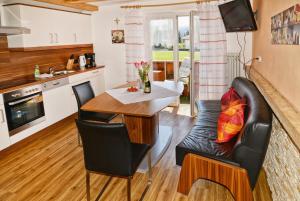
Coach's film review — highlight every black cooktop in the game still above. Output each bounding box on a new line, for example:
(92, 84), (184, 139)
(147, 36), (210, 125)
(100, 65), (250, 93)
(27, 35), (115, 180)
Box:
(0, 77), (37, 91)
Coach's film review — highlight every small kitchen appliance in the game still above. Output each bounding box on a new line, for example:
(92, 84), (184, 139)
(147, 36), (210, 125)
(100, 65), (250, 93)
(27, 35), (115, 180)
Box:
(84, 53), (96, 68)
(79, 55), (86, 70)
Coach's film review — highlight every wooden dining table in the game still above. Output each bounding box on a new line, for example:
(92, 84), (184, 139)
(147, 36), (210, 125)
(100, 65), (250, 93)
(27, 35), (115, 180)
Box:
(81, 81), (183, 170)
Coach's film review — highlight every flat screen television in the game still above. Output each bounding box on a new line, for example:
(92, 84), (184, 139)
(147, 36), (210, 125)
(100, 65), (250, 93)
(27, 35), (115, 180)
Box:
(218, 0), (257, 32)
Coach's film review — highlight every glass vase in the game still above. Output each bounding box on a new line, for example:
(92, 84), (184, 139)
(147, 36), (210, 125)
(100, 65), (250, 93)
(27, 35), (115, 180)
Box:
(137, 78), (144, 90)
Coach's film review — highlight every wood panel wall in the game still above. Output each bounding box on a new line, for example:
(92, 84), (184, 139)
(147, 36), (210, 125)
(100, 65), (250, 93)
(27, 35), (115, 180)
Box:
(0, 37), (10, 64)
(0, 36), (93, 83)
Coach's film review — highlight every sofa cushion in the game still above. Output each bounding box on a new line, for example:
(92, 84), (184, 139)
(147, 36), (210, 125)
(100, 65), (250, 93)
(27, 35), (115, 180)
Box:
(221, 87), (241, 111)
(216, 98), (246, 143)
(176, 100), (239, 166)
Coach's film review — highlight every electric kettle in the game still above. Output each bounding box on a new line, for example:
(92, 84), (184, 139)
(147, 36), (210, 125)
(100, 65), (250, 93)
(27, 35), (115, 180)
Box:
(79, 55), (86, 69)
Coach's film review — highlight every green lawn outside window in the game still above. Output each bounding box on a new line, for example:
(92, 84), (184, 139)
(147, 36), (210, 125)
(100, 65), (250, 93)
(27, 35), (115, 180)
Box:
(152, 51), (200, 61)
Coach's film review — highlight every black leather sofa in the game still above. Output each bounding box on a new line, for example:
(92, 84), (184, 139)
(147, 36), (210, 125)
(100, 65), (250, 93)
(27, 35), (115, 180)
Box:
(176, 77), (273, 195)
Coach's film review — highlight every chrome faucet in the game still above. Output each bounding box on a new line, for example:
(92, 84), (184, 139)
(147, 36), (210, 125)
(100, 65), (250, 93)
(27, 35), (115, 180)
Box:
(49, 67), (55, 75)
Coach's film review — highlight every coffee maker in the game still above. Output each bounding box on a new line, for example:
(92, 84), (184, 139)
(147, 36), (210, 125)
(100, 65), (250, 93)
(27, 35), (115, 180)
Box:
(84, 53), (96, 68)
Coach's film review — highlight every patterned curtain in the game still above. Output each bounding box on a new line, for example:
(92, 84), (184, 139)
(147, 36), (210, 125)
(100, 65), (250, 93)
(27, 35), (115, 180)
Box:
(124, 9), (146, 82)
(195, 2), (228, 100)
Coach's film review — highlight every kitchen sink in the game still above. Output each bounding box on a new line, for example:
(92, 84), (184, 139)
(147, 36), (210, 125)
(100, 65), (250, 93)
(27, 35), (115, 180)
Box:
(53, 70), (75, 76)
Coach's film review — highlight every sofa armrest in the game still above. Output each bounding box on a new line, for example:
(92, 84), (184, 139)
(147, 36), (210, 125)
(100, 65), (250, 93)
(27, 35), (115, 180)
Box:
(177, 153), (253, 201)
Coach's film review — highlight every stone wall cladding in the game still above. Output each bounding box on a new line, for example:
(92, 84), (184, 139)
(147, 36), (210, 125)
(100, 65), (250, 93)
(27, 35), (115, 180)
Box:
(263, 116), (300, 201)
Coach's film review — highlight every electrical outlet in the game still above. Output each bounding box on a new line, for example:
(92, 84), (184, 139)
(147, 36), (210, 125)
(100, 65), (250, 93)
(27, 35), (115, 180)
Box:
(257, 56), (262, 62)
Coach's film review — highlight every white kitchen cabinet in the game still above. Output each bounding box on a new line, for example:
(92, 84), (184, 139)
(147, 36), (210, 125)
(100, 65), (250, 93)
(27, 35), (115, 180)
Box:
(3, 5), (53, 47)
(68, 69), (96, 83)
(90, 69), (105, 96)
(68, 69), (105, 113)
(68, 71), (91, 114)
(0, 103), (10, 151)
(73, 14), (92, 44)
(2, 4), (92, 48)
(68, 79), (90, 114)
(43, 83), (73, 125)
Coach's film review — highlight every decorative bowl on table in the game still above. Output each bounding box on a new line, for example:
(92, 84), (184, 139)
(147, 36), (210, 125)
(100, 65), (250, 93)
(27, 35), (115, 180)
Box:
(127, 86), (138, 92)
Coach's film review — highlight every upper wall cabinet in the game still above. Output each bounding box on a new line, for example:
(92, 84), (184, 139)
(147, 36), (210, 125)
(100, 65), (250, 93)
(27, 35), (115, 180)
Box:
(2, 4), (92, 48)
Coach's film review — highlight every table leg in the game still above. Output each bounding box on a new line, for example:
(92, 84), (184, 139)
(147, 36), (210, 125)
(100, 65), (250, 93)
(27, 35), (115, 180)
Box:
(123, 113), (173, 172)
(137, 125), (172, 172)
(124, 113), (159, 146)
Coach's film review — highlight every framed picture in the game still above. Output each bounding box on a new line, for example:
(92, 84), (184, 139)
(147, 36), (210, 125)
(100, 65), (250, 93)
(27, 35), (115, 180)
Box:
(271, 4), (300, 45)
(111, 30), (125, 44)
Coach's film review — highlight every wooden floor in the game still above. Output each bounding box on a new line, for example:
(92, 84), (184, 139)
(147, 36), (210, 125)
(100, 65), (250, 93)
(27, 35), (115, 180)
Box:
(0, 106), (272, 201)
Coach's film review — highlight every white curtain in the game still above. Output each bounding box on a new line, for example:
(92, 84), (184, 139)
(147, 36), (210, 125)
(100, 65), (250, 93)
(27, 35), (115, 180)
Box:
(124, 9), (146, 82)
(195, 2), (228, 100)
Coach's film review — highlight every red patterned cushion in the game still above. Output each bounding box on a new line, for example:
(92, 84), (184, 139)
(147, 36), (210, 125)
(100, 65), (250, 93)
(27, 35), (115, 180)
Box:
(221, 87), (241, 111)
(216, 98), (246, 143)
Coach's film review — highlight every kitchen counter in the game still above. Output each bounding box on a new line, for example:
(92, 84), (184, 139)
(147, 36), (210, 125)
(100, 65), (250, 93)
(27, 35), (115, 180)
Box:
(0, 66), (105, 94)
(0, 65), (106, 151)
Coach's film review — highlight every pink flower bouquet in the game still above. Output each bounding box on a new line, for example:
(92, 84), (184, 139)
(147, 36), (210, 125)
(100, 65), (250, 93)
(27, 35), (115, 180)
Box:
(134, 61), (150, 82)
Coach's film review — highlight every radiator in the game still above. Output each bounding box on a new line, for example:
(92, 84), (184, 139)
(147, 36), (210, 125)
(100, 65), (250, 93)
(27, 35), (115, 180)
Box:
(227, 53), (241, 86)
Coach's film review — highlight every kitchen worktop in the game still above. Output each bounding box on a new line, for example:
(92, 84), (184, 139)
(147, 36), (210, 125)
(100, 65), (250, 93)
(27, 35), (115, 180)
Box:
(0, 66), (105, 94)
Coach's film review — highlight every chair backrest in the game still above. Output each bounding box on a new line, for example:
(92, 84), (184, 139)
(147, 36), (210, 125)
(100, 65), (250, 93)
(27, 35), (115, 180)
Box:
(76, 119), (134, 177)
(72, 81), (95, 117)
(231, 77), (273, 189)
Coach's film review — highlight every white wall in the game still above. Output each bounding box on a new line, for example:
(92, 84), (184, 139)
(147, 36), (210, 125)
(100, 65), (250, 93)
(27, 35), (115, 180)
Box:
(227, 32), (253, 63)
(227, 32), (253, 77)
(91, 4), (253, 87)
(0, 2), (4, 25)
(91, 5), (127, 89)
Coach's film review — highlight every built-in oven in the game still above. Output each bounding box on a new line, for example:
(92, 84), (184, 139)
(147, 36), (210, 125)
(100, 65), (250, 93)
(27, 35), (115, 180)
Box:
(3, 84), (45, 136)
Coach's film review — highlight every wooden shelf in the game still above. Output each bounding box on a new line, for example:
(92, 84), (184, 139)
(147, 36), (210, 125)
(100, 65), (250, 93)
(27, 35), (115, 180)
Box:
(247, 66), (300, 150)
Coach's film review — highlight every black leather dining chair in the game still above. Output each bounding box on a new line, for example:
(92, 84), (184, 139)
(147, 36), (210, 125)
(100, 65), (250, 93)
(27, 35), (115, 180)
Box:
(72, 81), (117, 145)
(76, 119), (152, 201)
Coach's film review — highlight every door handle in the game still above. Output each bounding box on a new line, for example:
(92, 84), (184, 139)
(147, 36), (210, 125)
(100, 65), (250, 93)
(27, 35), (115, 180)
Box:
(74, 33), (77, 43)
(55, 33), (58, 43)
(0, 109), (5, 123)
(8, 94), (40, 106)
(50, 33), (54, 44)
(53, 82), (60, 86)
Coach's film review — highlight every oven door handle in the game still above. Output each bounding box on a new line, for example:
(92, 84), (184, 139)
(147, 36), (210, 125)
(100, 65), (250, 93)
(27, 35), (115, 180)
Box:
(0, 109), (5, 123)
(8, 94), (41, 106)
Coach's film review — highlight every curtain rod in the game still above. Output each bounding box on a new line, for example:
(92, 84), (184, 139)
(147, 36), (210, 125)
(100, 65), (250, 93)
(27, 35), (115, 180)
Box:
(120, 0), (219, 9)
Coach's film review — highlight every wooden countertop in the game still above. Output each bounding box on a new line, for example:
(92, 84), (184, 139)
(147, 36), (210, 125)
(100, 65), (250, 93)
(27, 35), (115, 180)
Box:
(247, 66), (300, 151)
(0, 66), (105, 94)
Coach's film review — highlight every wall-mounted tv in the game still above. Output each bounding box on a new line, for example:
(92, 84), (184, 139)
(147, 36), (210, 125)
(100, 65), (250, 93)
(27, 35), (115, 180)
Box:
(218, 0), (257, 32)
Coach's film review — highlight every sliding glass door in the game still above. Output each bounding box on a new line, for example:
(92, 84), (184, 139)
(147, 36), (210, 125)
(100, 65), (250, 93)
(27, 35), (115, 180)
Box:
(190, 11), (201, 116)
(147, 10), (225, 116)
(177, 16), (191, 105)
(148, 14), (200, 116)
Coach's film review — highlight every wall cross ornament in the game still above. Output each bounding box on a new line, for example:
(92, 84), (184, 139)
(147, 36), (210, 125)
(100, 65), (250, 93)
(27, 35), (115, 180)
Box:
(114, 18), (120, 26)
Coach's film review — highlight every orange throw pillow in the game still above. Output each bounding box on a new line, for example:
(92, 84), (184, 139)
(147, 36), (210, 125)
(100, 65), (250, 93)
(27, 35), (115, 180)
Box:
(221, 87), (241, 111)
(216, 98), (246, 143)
